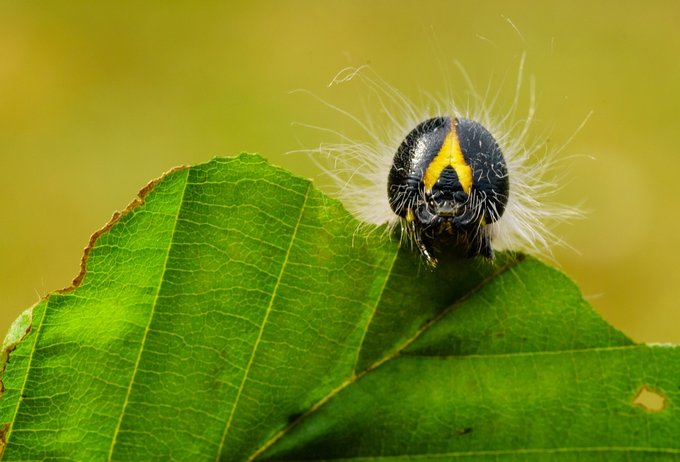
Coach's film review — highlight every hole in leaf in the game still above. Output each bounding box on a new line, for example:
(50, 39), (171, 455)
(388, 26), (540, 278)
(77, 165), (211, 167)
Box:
(632, 385), (666, 412)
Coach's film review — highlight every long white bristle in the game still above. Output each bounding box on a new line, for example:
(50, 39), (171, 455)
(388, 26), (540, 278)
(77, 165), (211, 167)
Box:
(290, 60), (582, 258)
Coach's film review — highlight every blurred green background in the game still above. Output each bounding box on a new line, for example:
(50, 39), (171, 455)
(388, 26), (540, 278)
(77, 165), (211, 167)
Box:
(1, 1), (679, 343)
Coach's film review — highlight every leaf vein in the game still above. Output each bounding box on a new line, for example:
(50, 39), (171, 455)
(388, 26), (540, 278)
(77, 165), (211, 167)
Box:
(285, 446), (680, 461)
(350, 247), (401, 375)
(214, 182), (312, 461)
(105, 168), (190, 460)
(0, 302), (48, 459)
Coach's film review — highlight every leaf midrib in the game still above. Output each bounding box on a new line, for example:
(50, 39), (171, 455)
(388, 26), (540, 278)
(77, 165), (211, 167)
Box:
(246, 255), (523, 462)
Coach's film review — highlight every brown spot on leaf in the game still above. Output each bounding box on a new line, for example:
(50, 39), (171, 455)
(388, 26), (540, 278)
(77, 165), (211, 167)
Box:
(633, 385), (666, 412)
(0, 422), (10, 456)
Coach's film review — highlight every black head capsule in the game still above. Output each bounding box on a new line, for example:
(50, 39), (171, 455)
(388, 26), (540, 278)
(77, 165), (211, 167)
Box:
(387, 117), (509, 266)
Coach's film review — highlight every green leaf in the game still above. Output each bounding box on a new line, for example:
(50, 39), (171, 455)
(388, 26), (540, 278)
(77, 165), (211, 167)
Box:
(0, 154), (678, 461)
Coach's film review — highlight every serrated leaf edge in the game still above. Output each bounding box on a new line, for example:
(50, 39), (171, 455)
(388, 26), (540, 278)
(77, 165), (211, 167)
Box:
(0, 164), (189, 459)
(106, 167), (191, 459)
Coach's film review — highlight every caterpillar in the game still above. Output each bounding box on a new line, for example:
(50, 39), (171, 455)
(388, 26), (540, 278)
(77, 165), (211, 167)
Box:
(295, 58), (581, 267)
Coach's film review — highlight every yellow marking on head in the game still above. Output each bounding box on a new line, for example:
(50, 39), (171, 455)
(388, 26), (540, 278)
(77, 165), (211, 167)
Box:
(422, 125), (473, 194)
(406, 209), (415, 223)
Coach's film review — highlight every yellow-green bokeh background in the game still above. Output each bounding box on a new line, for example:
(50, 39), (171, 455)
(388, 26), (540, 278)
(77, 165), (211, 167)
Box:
(2, 1), (679, 343)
